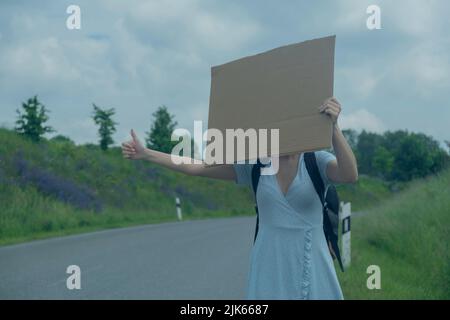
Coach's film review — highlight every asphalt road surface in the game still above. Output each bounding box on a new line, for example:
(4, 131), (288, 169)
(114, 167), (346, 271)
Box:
(0, 216), (256, 299)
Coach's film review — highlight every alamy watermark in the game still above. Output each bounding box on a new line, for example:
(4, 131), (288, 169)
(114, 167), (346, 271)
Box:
(170, 121), (280, 175)
(366, 265), (381, 290)
(366, 5), (381, 30)
(66, 265), (81, 290)
(66, 5), (81, 30)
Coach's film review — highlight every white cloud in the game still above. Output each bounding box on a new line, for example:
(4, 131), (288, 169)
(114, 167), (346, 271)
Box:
(121, 0), (261, 55)
(339, 109), (386, 133)
(384, 0), (447, 38)
(60, 117), (98, 145)
(336, 64), (386, 99)
(393, 39), (450, 93)
(3, 37), (81, 81)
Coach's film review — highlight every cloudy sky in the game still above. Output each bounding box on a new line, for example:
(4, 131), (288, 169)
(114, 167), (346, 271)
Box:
(0, 0), (449, 146)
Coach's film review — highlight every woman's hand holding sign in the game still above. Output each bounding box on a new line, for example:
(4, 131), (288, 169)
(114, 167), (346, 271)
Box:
(319, 97), (341, 125)
(317, 96), (358, 184)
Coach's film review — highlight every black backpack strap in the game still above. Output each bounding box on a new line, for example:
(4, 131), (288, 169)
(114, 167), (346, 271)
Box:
(304, 152), (325, 204)
(304, 152), (344, 272)
(251, 159), (263, 243)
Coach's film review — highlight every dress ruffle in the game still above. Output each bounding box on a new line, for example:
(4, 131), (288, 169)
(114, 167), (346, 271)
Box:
(300, 228), (313, 299)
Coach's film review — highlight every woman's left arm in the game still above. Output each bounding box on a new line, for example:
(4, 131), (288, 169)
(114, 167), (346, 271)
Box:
(319, 97), (358, 184)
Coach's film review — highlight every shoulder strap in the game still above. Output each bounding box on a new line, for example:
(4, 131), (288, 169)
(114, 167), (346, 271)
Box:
(251, 159), (263, 243)
(251, 159), (263, 197)
(304, 152), (325, 205)
(305, 152), (345, 272)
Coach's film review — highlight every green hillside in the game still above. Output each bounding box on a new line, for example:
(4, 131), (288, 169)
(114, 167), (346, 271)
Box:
(0, 128), (255, 245)
(338, 167), (450, 299)
(1, 128), (395, 245)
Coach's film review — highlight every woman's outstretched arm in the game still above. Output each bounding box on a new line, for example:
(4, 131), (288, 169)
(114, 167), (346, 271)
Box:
(320, 97), (359, 184)
(121, 129), (236, 181)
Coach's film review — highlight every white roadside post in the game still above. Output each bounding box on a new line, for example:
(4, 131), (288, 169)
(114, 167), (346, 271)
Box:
(340, 201), (351, 268)
(175, 197), (183, 221)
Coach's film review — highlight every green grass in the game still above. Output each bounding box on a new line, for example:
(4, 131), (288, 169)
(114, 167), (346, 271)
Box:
(337, 168), (450, 299)
(336, 174), (395, 212)
(0, 179), (249, 246)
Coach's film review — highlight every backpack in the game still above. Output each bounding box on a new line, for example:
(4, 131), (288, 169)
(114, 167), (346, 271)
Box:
(251, 152), (344, 272)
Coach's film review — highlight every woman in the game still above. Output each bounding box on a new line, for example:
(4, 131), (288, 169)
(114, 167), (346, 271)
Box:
(121, 97), (358, 300)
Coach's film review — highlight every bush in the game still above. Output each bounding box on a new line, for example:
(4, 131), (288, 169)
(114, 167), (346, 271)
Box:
(356, 130), (449, 181)
(13, 151), (102, 212)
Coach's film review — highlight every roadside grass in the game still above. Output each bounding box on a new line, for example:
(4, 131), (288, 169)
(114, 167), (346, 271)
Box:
(0, 177), (252, 246)
(336, 174), (399, 212)
(337, 168), (450, 299)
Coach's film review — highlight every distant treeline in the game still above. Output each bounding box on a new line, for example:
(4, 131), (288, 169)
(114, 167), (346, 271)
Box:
(342, 129), (449, 182)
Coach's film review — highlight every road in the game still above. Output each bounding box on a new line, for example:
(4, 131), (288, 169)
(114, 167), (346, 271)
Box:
(0, 216), (255, 299)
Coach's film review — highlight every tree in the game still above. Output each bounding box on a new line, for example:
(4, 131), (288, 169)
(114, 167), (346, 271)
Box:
(372, 145), (394, 179)
(389, 132), (449, 181)
(51, 135), (75, 145)
(338, 128), (448, 181)
(382, 130), (409, 155)
(146, 105), (178, 153)
(15, 96), (54, 142)
(356, 130), (384, 176)
(92, 104), (117, 151)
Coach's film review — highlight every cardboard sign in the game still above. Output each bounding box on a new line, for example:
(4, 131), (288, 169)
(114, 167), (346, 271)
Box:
(206, 35), (336, 164)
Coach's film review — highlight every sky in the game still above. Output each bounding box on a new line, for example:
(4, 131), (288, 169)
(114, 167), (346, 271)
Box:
(0, 0), (449, 146)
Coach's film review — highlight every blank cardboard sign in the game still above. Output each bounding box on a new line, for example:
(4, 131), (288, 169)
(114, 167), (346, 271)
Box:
(206, 35), (335, 164)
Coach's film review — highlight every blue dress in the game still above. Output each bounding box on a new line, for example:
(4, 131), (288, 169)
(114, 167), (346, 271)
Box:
(233, 151), (344, 300)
